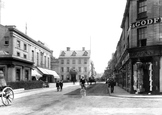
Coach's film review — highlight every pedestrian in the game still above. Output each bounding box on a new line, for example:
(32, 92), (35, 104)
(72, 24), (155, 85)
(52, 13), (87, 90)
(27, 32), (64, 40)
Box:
(109, 78), (116, 93)
(0, 71), (7, 91)
(80, 76), (86, 89)
(56, 79), (60, 92)
(106, 78), (110, 94)
(59, 79), (63, 91)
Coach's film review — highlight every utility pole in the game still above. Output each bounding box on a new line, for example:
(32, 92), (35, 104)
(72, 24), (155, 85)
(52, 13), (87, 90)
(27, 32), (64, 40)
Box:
(0, 0), (4, 24)
(25, 23), (27, 34)
(0, 0), (1, 24)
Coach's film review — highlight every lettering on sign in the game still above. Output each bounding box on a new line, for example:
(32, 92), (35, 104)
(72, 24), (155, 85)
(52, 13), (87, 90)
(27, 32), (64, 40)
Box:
(131, 17), (162, 29)
(131, 50), (156, 58)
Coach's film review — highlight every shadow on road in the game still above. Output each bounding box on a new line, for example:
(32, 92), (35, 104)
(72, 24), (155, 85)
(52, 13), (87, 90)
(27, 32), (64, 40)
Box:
(65, 83), (109, 96)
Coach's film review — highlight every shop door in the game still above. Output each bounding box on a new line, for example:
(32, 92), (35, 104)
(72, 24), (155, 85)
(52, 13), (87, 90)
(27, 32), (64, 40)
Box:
(143, 64), (150, 93)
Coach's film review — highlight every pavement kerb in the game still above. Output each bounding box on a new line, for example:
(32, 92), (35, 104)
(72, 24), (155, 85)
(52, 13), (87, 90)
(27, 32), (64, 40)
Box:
(109, 94), (162, 98)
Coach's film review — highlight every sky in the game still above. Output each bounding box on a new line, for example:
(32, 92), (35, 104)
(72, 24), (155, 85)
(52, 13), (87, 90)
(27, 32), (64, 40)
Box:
(0, 0), (127, 74)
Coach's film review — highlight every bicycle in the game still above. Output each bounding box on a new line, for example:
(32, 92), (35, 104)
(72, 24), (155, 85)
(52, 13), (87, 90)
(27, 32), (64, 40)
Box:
(80, 84), (86, 97)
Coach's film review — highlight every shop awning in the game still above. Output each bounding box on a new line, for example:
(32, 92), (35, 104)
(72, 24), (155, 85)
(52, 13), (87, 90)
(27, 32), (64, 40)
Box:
(37, 67), (60, 79)
(31, 69), (42, 80)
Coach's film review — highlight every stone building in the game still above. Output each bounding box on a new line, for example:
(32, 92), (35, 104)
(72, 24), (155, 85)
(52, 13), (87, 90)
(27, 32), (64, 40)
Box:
(58, 47), (91, 81)
(0, 24), (58, 83)
(115, 0), (162, 94)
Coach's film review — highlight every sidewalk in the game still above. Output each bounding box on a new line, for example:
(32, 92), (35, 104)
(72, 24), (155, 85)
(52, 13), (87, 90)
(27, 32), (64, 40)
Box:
(110, 86), (162, 98)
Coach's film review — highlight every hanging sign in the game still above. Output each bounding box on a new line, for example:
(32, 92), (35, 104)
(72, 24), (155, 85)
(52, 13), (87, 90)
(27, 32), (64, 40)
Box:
(131, 17), (162, 29)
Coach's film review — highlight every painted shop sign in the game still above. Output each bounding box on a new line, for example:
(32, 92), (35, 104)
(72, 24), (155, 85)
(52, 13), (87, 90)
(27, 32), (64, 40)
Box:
(131, 17), (162, 29)
(130, 50), (160, 58)
(122, 54), (129, 65)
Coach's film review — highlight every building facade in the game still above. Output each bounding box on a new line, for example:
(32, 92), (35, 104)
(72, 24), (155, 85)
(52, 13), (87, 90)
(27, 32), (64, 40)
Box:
(115, 0), (162, 94)
(51, 56), (59, 74)
(0, 25), (54, 82)
(58, 47), (91, 81)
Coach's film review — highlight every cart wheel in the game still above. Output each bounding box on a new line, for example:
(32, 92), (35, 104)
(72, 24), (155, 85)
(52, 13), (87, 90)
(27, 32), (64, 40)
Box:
(1, 87), (14, 106)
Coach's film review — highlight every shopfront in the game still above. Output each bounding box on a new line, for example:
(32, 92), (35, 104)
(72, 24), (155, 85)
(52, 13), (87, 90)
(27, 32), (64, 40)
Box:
(128, 45), (161, 94)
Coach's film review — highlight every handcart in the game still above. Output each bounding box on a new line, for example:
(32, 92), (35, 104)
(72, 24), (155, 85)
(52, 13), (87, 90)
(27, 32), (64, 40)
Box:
(0, 86), (14, 106)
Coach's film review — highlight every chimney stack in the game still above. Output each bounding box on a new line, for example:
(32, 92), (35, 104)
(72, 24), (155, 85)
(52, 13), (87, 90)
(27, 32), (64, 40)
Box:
(67, 47), (70, 51)
(82, 47), (85, 51)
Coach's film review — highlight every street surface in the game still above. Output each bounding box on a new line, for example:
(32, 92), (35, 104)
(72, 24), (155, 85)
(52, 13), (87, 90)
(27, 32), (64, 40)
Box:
(0, 82), (162, 115)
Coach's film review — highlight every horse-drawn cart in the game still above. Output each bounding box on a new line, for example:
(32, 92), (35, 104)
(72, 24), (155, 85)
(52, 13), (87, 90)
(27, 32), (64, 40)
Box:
(0, 86), (14, 106)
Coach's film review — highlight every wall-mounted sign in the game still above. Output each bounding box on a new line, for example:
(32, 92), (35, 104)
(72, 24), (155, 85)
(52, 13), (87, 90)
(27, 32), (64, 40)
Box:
(131, 17), (162, 29)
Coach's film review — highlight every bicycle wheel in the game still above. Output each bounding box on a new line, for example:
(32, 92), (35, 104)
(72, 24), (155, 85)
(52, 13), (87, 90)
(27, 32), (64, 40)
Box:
(1, 87), (14, 106)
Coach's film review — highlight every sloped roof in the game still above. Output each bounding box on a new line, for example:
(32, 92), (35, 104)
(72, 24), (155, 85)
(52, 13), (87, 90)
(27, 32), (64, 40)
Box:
(59, 50), (90, 58)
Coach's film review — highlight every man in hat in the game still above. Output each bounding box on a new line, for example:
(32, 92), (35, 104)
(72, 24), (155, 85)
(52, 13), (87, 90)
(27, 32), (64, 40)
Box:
(80, 76), (86, 89)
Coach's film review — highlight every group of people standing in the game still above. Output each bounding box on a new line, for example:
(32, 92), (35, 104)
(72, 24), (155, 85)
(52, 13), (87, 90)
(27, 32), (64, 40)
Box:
(56, 79), (63, 92)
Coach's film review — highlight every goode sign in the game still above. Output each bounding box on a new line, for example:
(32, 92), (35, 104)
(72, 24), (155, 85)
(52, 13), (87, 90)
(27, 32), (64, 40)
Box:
(131, 17), (162, 29)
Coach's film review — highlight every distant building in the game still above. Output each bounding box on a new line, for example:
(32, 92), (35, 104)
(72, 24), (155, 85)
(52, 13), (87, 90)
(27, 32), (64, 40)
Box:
(51, 56), (59, 74)
(0, 24), (58, 83)
(58, 47), (91, 81)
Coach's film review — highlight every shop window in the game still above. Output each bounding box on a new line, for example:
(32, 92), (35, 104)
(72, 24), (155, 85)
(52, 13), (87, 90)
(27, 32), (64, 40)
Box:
(137, 0), (147, 19)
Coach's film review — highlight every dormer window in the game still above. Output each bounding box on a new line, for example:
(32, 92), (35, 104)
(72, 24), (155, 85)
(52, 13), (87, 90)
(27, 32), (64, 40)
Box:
(61, 51), (65, 56)
(83, 51), (88, 56)
(72, 51), (76, 56)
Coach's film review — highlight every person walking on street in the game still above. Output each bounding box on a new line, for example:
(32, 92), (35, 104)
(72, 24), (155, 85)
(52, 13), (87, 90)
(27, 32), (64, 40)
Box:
(106, 78), (116, 93)
(80, 76), (86, 89)
(109, 78), (116, 93)
(59, 79), (63, 91)
(56, 79), (60, 92)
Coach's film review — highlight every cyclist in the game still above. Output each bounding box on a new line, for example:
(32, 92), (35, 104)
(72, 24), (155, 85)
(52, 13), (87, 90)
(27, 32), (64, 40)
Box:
(80, 76), (86, 89)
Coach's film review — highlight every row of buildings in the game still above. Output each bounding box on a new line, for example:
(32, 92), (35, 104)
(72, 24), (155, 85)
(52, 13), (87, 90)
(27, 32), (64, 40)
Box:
(0, 24), (95, 83)
(112, 0), (162, 94)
